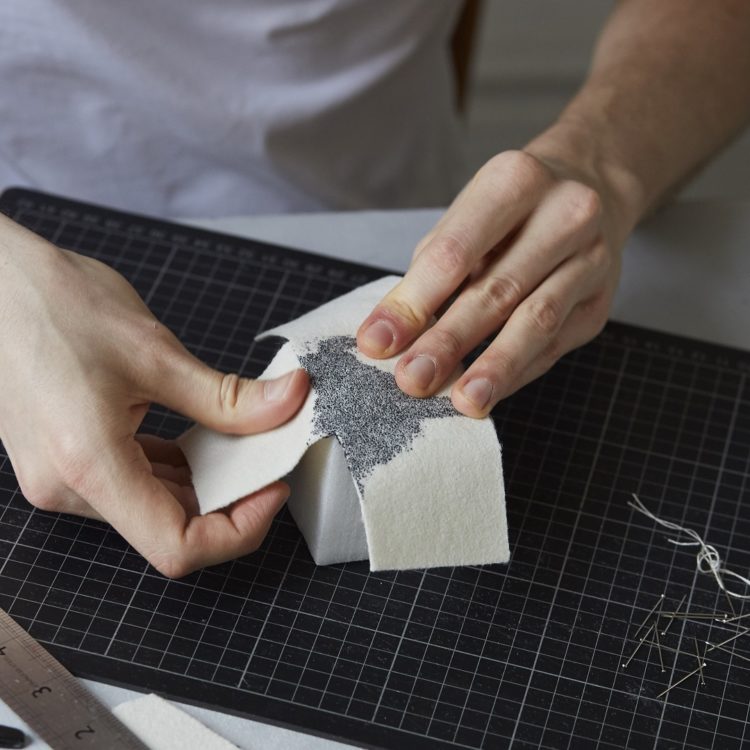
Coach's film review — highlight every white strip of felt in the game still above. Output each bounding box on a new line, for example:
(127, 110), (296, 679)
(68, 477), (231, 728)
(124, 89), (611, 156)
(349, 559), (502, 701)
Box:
(179, 276), (509, 570)
(363, 416), (508, 570)
(179, 342), (315, 513)
(113, 694), (239, 750)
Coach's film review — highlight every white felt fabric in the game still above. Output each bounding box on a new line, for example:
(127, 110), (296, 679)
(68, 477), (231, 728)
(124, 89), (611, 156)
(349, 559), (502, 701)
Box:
(179, 276), (509, 571)
(113, 694), (238, 750)
(180, 341), (315, 514)
(363, 415), (507, 569)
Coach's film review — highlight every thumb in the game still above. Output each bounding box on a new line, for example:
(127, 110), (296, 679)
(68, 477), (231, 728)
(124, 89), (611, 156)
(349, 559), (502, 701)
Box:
(150, 349), (309, 434)
(81, 437), (291, 577)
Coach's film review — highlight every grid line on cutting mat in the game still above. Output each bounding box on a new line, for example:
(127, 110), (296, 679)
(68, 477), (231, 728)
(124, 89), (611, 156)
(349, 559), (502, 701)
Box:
(1, 188), (749, 750)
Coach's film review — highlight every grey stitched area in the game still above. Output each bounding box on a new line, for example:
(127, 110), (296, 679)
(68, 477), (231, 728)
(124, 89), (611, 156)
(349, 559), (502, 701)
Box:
(298, 335), (457, 489)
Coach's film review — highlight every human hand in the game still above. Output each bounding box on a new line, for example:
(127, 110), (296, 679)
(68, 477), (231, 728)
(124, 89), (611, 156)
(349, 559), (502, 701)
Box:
(0, 216), (309, 577)
(357, 147), (634, 416)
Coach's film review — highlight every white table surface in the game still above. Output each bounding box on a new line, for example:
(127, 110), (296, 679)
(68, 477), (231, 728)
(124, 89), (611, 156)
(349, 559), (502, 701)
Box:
(3, 200), (750, 748)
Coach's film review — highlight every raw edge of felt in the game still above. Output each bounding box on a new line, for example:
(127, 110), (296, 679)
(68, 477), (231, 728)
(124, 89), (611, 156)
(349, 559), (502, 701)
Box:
(362, 415), (510, 571)
(113, 694), (238, 750)
(178, 342), (317, 514)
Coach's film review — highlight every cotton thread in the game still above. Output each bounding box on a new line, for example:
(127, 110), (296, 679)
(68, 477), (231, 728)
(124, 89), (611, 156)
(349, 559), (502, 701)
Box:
(628, 494), (750, 600)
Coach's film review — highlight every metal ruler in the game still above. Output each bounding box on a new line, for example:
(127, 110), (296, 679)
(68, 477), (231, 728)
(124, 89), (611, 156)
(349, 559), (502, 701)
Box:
(0, 608), (149, 749)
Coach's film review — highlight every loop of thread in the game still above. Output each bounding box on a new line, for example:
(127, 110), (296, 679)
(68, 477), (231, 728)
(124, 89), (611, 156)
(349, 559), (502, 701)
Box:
(628, 494), (750, 600)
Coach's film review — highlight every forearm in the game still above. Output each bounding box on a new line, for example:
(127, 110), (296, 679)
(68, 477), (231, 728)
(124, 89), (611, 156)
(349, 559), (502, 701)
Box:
(525, 0), (750, 234)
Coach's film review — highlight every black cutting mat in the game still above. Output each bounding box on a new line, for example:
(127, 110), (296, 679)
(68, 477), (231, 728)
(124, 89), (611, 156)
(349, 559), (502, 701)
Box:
(1, 187), (749, 750)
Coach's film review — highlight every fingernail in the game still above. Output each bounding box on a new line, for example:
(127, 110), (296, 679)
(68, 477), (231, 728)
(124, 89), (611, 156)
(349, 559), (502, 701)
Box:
(403, 355), (436, 390)
(264, 371), (295, 402)
(462, 378), (494, 410)
(361, 319), (395, 353)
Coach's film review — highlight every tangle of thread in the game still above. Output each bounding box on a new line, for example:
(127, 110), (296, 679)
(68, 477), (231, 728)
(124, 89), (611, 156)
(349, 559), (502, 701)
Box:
(628, 494), (750, 600)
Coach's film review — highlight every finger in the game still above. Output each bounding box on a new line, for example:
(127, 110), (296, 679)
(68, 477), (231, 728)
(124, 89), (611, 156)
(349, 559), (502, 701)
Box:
(487, 295), (611, 400)
(215, 480), (288, 547)
(80, 438), (290, 577)
(135, 434), (187, 466)
(151, 462), (192, 486)
(452, 246), (611, 416)
(395, 184), (603, 396)
(147, 345), (310, 434)
(357, 151), (551, 358)
(176, 482), (289, 572)
(158, 478), (200, 515)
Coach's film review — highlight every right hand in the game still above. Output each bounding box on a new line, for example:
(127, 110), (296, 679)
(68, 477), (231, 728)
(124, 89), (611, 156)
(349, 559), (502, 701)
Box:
(0, 214), (309, 578)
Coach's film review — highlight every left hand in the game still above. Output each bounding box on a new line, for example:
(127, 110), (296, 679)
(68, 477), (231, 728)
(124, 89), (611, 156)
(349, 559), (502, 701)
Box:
(356, 148), (632, 417)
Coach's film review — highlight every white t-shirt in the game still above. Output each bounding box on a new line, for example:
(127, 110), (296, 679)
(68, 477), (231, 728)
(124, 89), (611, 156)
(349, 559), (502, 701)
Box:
(0, 1), (467, 217)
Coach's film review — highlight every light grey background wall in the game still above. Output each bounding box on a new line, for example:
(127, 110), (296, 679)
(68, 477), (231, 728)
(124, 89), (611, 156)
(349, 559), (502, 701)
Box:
(464, 1), (750, 199)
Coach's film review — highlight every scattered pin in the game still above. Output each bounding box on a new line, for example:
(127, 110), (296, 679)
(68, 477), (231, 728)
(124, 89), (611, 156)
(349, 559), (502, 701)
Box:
(622, 583), (747, 700)
(633, 594), (665, 639)
(694, 638), (706, 686)
(705, 628), (750, 654)
(622, 624), (655, 668)
(709, 644), (750, 664)
(661, 595), (687, 636)
(723, 588), (737, 618)
(642, 639), (681, 655)
(653, 622), (666, 672)
(657, 661), (706, 699)
(660, 612), (725, 620)
(723, 611), (750, 624)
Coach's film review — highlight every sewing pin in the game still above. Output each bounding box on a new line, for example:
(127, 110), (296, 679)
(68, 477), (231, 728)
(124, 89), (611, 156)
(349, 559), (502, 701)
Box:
(642, 639), (681, 655)
(633, 594), (664, 639)
(722, 611), (750, 624)
(723, 588), (737, 618)
(622, 623), (654, 668)
(705, 628), (749, 654)
(709, 644), (750, 664)
(661, 595), (686, 636)
(657, 661), (706, 699)
(659, 612), (725, 620)
(653, 622), (666, 672)
(694, 638), (705, 686)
